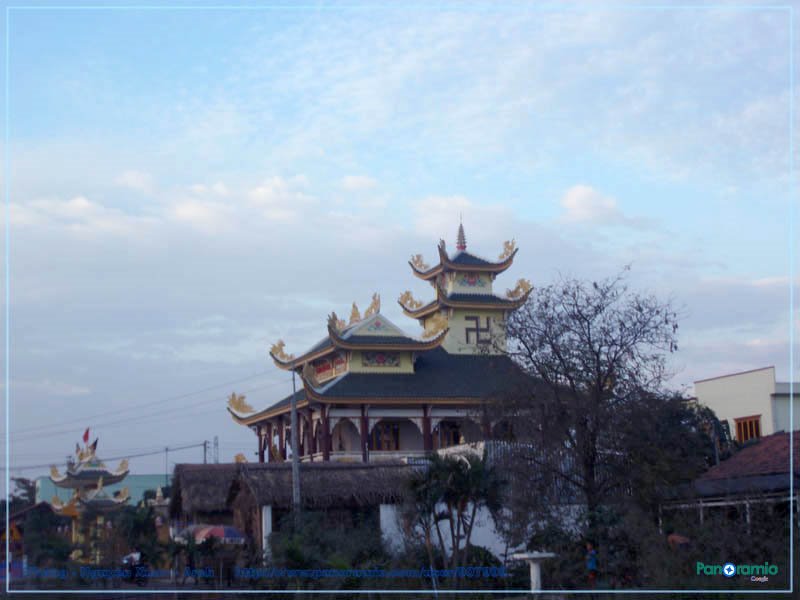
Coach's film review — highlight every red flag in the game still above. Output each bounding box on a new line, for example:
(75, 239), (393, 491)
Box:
(82, 428), (90, 444)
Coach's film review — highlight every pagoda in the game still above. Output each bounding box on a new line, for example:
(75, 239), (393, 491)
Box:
(228, 224), (532, 463)
(48, 429), (130, 560)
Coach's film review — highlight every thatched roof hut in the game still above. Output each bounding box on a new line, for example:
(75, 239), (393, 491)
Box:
(227, 461), (415, 549)
(170, 463), (239, 524)
(229, 461), (413, 510)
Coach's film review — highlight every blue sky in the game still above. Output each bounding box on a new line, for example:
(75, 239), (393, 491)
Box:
(2, 1), (797, 478)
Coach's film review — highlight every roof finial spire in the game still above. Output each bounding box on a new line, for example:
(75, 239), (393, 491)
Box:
(456, 215), (467, 251)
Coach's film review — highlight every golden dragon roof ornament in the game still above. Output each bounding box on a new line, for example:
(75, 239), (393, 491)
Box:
(506, 278), (533, 300)
(499, 239), (516, 260)
(227, 392), (254, 415)
(328, 311), (346, 333)
(410, 254), (430, 271)
(422, 312), (448, 339)
(270, 340), (295, 362)
(398, 290), (423, 310)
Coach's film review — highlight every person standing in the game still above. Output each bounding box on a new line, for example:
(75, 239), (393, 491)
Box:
(585, 541), (598, 589)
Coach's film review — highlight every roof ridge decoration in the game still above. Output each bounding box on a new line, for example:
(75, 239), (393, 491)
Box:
(228, 392), (254, 415)
(506, 278), (533, 300)
(350, 302), (361, 325)
(364, 293), (380, 318)
(270, 340), (295, 363)
(398, 290), (424, 311)
(422, 312), (448, 339)
(410, 254), (429, 271)
(328, 311), (346, 333)
(499, 239), (516, 260)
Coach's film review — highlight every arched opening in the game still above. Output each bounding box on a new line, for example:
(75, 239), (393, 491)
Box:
(369, 419), (423, 452)
(331, 419), (360, 452)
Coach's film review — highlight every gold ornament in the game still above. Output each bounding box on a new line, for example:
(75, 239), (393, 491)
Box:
(349, 302), (361, 324)
(423, 312), (448, 339)
(328, 311), (345, 332)
(506, 278), (533, 299)
(228, 392), (254, 414)
(50, 465), (61, 480)
(499, 239), (517, 260)
(398, 290), (423, 310)
(270, 340), (295, 362)
(410, 254), (430, 271)
(234, 453), (248, 463)
(302, 362), (318, 387)
(364, 293), (381, 317)
(116, 458), (129, 474)
(115, 487), (130, 502)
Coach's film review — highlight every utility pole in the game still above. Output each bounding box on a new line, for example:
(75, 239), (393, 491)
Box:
(164, 446), (169, 487)
(203, 440), (208, 464)
(291, 370), (301, 520)
(213, 436), (219, 463)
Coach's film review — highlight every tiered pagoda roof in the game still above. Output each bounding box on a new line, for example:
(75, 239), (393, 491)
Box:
(48, 431), (130, 516)
(267, 294), (448, 371)
(228, 223), (533, 428)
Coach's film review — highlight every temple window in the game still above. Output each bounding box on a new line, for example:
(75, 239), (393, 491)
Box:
(370, 422), (400, 451)
(465, 315), (492, 344)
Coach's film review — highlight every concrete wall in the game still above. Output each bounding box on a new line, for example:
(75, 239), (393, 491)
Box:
(380, 502), (508, 560)
(772, 395), (800, 433)
(694, 367), (776, 439)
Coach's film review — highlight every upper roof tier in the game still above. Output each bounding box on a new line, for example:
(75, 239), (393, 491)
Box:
(267, 296), (448, 371)
(409, 236), (519, 281)
(49, 434), (130, 490)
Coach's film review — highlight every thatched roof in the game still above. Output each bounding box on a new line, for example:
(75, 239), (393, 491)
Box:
(170, 463), (239, 517)
(228, 461), (415, 509)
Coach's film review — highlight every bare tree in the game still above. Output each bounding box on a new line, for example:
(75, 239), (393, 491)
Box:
(495, 268), (681, 539)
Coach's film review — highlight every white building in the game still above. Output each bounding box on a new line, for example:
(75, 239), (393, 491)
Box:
(694, 366), (799, 442)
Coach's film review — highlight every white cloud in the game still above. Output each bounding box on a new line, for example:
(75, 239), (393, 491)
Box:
(115, 170), (154, 194)
(169, 200), (234, 233)
(248, 175), (314, 222)
(10, 195), (158, 237)
(341, 175), (377, 191)
(559, 185), (655, 230)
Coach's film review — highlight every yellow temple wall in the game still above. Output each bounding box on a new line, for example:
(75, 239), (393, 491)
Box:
(445, 272), (494, 295)
(349, 350), (415, 373)
(440, 309), (507, 355)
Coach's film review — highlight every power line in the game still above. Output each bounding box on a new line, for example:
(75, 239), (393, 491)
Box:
(9, 369), (275, 436)
(9, 376), (289, 441)
(1, 441), (206, 472)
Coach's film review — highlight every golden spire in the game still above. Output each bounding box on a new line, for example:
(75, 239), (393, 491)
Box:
(364, 293), (381, 317)
(499, 239), (516, 260)
(456, 219), (467, 251)
(350, 302), (361, 324)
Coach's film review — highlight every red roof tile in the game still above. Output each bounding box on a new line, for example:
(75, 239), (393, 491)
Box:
(700, 430), (800, 481)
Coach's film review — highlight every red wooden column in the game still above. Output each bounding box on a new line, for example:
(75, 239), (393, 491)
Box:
(278, 417), (286, 460)
(360, 405), (369, 463)
(422, 405), (433, 452)
(304, 409), (314, 462)
(321, 406), (331, 462)
(257, 425), (265, 463)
